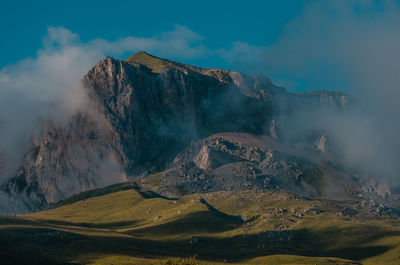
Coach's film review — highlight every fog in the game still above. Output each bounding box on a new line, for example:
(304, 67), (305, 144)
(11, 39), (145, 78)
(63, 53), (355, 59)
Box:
(270, 0), (400, 183)
(0, 27), (96, 179)
(0, 25), (204, 182)
(1, 1), (400, 189)
(217, 0), (400, 183)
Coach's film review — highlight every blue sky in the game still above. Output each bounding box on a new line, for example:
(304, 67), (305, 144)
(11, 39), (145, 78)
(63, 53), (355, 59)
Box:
(1, 0), (399, 95)
(0, 0), (303, 68)
(1, 0), (400, 182)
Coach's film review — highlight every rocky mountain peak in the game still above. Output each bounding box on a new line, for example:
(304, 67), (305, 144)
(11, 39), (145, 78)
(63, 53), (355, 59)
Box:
(0, 52), (367, 215)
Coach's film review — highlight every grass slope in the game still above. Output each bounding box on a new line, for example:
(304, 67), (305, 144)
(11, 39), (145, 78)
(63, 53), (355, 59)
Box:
(1, 182), (400, 264)
(125, 51), (207, 74)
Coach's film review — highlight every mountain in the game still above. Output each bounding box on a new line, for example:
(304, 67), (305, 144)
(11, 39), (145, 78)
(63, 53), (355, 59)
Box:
(0, 51), (372, 215)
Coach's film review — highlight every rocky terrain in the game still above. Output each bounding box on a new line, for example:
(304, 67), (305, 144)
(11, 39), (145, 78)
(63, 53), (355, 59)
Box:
(158, 132), (353, 198)
(0, 51), (383, 215)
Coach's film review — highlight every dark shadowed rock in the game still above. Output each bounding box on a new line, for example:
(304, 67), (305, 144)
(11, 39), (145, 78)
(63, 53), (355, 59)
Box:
(0, 51), (362, 214)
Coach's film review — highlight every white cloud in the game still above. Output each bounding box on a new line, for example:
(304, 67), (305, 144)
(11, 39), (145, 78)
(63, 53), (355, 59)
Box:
(87, 24), (205, 58)
(218, 0), (400, 181)
(0, 24), (206, 181)
(2, 2), (400, 186)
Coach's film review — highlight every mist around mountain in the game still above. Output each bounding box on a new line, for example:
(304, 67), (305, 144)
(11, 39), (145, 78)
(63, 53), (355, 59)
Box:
(0, 51), (399, 264)
(0, 51), (393, 215)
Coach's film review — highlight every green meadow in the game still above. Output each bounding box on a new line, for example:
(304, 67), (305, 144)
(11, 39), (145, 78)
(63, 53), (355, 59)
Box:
(1, 182), (400, 265)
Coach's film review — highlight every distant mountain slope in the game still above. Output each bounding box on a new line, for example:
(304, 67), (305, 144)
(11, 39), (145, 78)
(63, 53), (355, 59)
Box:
(0, 51), (358, 214)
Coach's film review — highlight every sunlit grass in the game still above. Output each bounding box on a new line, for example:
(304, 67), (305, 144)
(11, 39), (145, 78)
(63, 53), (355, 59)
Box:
(1, 182), (400, 264)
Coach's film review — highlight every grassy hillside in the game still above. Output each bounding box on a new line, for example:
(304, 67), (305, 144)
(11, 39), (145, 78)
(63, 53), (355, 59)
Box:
(125, 51), (207, 74)
(1, 182), (400, 264)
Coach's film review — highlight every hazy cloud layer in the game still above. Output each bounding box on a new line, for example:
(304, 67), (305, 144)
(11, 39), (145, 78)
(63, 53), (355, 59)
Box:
(0, 25), (205, 181)
(1, 0), (400, 185)
(219, 0), (400, 182)
(270, 0), (400, 182)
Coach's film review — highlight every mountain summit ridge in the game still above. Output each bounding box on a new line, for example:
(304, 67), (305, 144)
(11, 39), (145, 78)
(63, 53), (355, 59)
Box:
(125, 51), (352, 100)
(125, 50), (210, 74)
(0, 51), (362, 215)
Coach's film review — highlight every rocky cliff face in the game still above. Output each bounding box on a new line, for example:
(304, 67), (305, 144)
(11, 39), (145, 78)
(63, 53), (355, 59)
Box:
(0, 114), (125, 214)
(82, 54), (294, 175)
(0, 51), (361, 214)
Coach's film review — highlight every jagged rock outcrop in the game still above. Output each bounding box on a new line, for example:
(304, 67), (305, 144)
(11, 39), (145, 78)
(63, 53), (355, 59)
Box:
(158, 132), (360, 198)
(0, 51), (360, 214)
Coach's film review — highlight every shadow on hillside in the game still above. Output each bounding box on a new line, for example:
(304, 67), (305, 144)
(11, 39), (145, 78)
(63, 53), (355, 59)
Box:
(105, 221), (399, 262)
(1, 213), (141, 229)
(53, 182), (176, 208)
(0, 216), (399, 264)
(38, 219), (140, 229)
(137, 188), (176, 201)
(0, 216), (42, 225)
(127, 210), (241, 237)
(199, 198), (243, 224)
(121, 198), (244, 237)
(0, 226), (83, 265)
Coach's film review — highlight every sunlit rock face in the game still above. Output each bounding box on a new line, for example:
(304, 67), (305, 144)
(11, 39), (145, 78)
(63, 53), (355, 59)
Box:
(0, 51), (361, 214)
